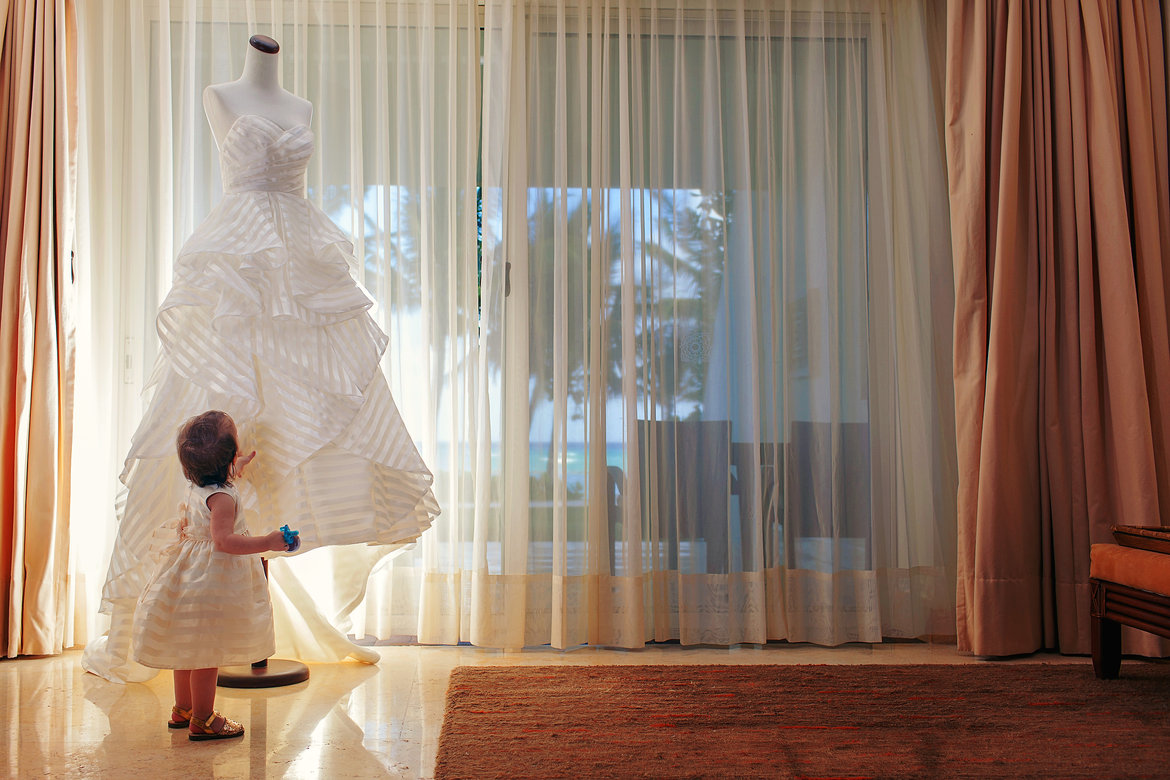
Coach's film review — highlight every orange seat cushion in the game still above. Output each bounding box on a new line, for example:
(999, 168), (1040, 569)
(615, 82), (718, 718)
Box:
(1090, 544), (1170, 595)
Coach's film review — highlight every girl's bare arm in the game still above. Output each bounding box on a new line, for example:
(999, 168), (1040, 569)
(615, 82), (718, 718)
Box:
(208, 492), (287, 555)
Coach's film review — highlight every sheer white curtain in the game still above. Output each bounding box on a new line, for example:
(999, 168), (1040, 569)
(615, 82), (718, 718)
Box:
(468, 0), (955, 647)
(72, 0), (954, 656)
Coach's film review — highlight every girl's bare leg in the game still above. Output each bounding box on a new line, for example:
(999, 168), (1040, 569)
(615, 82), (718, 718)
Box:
(173, 670), (193, 710)
(190, 667), (219, 721)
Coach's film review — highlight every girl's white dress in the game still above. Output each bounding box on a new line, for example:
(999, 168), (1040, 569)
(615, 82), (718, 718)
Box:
(131, 484), (275, 669)
(83, 112), (441, 682)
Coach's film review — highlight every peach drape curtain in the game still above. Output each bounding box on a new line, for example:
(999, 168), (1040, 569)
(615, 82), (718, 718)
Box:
(0, 0), (77, 657)
(947, 0), (1170, 656)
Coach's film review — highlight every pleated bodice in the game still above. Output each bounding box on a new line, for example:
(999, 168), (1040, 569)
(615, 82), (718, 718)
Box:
(220, 114), (311, 194)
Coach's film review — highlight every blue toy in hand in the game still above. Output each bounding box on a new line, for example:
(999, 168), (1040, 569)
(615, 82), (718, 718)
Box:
(280, 524), (301, 553)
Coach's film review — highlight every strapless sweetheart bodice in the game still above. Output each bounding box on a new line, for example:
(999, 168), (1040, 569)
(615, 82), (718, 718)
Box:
(220, 113), (313, 195)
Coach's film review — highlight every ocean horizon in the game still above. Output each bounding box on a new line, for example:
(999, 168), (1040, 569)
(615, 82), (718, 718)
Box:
(431, 441), (627, 477)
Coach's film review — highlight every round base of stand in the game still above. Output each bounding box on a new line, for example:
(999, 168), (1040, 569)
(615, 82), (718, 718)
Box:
(217, 658), (309, 688)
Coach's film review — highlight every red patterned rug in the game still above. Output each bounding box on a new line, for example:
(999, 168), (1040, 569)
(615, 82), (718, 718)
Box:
(435, 662), (1170, 779)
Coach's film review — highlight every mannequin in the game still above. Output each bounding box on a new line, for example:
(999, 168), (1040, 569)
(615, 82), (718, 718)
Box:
(203, 34), (313, 147)
(202, 33), (339, 687)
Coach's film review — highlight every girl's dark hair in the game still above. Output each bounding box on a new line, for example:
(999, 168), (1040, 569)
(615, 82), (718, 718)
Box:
(176, 410), (237, 487)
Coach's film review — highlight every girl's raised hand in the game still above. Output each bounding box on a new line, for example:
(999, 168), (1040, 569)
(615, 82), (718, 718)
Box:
(231, 450), (257, 480)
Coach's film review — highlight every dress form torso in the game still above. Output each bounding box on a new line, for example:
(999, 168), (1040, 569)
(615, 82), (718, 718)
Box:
(203, 35), (312, 148)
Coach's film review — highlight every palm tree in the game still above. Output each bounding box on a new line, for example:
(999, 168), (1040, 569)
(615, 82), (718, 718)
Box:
(524, 185), (730, 471)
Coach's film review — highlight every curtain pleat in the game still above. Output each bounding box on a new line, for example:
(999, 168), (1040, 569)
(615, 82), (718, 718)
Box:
(947, 0), (1170, 656)
(0, 0), (77, 657)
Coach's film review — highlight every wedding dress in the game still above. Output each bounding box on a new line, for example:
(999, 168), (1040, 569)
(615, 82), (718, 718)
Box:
(83, 113), (440, 682)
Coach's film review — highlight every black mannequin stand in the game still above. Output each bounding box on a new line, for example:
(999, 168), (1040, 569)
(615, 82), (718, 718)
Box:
(217, 657), (309, 688)
(218, 557), (309, 688)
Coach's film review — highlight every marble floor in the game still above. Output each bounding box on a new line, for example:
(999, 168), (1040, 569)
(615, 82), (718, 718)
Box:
(3, 641), (1093, 779)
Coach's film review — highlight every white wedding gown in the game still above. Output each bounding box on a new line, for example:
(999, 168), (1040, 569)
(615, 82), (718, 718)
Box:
(83, 113), (440, 682)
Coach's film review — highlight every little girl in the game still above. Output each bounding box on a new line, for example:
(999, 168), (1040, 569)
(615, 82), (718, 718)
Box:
(130, 410), (297, 741)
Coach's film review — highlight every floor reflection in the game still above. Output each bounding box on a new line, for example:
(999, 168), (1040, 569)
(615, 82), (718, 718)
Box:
(72, 657), (392, 779)
(2, 641), (1085, 779)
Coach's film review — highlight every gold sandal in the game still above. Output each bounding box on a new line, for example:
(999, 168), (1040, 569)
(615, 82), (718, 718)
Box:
(168, 705), (193, 729)
(188, 711), (245, 741)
